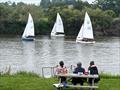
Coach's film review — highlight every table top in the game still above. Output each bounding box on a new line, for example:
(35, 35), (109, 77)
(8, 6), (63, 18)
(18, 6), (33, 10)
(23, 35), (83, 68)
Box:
(56, 73), (99, 78)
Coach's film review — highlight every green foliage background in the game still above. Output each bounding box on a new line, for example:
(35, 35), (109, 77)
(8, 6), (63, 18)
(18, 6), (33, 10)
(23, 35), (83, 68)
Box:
(0, 0), (120, 36)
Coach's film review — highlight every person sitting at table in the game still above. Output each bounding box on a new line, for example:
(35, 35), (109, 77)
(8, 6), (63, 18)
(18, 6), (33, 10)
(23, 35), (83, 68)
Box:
(88, 61), (100, 85)
(72, 62), (86, 85)
(56, 61), (68, 83)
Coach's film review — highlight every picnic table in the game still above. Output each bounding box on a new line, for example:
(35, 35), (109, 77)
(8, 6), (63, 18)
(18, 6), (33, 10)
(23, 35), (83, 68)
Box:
(53, 73), (99, 90)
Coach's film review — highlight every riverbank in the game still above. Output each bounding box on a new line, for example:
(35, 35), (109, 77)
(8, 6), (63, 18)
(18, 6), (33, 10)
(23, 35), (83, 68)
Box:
(0, 72), (120, 90)
(0, 2), (120, 37)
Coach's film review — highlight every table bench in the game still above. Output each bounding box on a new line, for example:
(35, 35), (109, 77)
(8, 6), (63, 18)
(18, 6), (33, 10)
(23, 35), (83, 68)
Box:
(53, 83), (98, 90)
(53, 73), (99, 90)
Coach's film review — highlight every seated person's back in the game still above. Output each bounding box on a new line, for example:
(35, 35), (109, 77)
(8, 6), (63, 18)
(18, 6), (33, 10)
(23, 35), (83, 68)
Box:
(56, 61), (67, 83)
(56, 65), (67, 74)
(73, 66), (85, 74)
(88, 61), (100, 84)
(72, 62), (86, 85)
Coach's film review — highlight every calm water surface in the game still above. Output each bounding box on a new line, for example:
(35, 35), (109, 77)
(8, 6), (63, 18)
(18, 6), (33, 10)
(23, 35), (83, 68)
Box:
(0, 36), (119, 75)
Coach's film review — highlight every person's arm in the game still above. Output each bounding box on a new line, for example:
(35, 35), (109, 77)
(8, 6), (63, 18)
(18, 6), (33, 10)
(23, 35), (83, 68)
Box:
(63, 67), (68, 74)
(56, 67), (61, 74)
(73, 68), (77, 73)
(83, 68), (85, 74)
(88, 66), (91, 74)
(88, 66), (91, 71)
(94, 66), (99, 74)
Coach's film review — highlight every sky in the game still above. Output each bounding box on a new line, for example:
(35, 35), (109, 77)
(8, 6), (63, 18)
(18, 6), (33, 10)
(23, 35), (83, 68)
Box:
(0, 0), (41, 5)
(0, 0), (96, 5)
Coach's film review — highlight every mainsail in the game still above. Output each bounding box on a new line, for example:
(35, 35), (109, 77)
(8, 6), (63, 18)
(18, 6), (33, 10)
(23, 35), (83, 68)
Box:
(51, 13), (64, 36)
(76, 12), (95, 43)
(83, 12), (94, 39)
(22, 13), (35, 38)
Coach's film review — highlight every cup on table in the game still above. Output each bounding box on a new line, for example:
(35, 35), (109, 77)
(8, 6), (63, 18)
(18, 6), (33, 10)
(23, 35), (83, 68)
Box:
(85, 72), (89, 75)
(78, 72), (83, 75)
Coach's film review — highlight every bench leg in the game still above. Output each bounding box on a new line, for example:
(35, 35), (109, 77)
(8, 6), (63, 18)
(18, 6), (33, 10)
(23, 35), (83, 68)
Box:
(73, 87), (77, 90)
(89, 78), (96, 90)
(54, 87), (62, 90)
(89, 88), (95, 90)
(59, 87), (63, 90)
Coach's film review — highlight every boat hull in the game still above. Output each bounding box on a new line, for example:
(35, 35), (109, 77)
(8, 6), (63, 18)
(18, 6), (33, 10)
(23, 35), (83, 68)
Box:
(51, 34), (64, 37)
(22, 37), (35, 41)
(76, 40), (95, 44)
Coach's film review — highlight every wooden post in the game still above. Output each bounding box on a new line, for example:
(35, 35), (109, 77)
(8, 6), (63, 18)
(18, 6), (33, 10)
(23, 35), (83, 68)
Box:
(42, 67), (44, 77)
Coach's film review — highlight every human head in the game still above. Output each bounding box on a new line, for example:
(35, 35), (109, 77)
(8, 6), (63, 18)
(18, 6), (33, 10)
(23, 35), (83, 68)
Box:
(77, 62), (82, 67)
(90, 61), (94, 66)
(59, 61), (64, 67)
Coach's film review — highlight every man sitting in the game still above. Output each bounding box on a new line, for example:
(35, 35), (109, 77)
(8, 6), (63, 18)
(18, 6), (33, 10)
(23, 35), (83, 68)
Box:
(72, 62), (86, 85)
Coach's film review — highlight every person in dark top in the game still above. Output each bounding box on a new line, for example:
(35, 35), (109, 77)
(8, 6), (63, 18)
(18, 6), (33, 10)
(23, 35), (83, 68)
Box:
(72, 62), (86, 85)
(88, 61), (100, 85)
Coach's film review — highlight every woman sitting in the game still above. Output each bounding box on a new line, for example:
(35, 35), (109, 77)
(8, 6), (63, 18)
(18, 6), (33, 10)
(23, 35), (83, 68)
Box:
(56, 61), (68, 83)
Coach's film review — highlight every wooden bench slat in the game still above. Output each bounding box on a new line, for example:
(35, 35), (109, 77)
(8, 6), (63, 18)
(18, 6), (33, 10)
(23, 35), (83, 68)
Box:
(53, 83), (98, 89)
(67, 85), (98, 88)
(53, 84), (63, 88)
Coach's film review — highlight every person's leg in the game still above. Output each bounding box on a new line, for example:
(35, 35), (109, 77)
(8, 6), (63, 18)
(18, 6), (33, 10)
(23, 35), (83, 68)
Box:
(79, 79), (84, 90)
(79, 79), (84, 85)
(88, 78), (92, 85)
(61, 77), (66, 83)
(72, 78), (78, 90)
(88, 78), (95, 90)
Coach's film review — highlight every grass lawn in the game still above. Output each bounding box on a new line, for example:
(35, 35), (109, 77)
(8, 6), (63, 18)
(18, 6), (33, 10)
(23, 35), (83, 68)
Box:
(0, 72), (120, 90)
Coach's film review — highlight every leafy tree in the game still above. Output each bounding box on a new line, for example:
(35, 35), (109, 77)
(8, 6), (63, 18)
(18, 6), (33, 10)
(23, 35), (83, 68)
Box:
(96, 0), (120, 16)
(12, 2), (16, 7)
(0, 0), (119, 36)
(40, 0), (51, 9)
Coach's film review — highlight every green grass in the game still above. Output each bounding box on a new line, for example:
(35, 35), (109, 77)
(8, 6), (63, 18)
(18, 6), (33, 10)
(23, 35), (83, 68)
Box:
(0, 72), (120, 90)
(100, 73), (120, 79)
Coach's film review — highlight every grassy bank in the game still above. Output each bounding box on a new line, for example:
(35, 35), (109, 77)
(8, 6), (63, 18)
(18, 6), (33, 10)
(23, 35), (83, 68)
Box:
(0, 72), (120, 90)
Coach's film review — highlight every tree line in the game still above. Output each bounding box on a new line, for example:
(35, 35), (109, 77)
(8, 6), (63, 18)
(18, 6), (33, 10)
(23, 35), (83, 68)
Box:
(0, 0), (119, 36)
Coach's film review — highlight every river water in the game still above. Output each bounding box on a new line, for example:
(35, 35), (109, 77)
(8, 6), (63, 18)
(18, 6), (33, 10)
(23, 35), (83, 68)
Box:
(0, 36), (119, 75)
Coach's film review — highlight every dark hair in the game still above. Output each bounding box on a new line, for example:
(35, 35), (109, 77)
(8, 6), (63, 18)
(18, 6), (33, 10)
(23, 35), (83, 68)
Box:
(59, 61), (64, 67)
(77, 62), (82, 67)
(90, 61), (94, 65)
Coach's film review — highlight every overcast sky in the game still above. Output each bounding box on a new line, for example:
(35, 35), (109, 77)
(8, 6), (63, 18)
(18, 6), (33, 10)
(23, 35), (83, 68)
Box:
(0, 0), (96, 5)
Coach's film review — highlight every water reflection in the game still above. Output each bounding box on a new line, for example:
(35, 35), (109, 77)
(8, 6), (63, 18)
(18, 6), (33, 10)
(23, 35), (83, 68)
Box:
(76, 44), (93, 68)
(0, 36), (119, 75)
(50, 37), (65, 63)
(22, 41), (36, 72)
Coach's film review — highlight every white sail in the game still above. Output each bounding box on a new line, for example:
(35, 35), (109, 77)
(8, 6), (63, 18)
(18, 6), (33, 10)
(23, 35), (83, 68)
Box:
(51, 22), (56, 36)
(76, 12), (95, 43)
(22, 13), (35, 38)
(51, 13), (64, 36)
(76, 24), (84, 41)
(83, 12), (94, 39)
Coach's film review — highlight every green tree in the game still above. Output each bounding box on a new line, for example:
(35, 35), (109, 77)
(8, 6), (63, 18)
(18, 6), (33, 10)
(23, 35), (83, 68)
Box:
(96, 0), (120, 16)
(40, 0), (51, 9)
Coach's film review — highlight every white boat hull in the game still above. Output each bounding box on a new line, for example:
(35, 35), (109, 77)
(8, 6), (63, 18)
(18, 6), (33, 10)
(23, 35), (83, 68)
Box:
(76, 40), (95, 44)
(51, 34), (64, 37)
(22, 37), (35, 41)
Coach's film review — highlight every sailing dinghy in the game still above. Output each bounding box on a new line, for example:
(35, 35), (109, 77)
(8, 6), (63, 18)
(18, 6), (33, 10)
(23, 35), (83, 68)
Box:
(51, 13), (64, 37)
(76, 12), (95, 43)
(22, 13), (35, 41)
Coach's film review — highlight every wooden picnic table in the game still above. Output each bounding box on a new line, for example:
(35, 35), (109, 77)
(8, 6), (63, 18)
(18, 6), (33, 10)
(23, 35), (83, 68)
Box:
(53, 73), (99, 90)
(57, 73), (99, 78)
